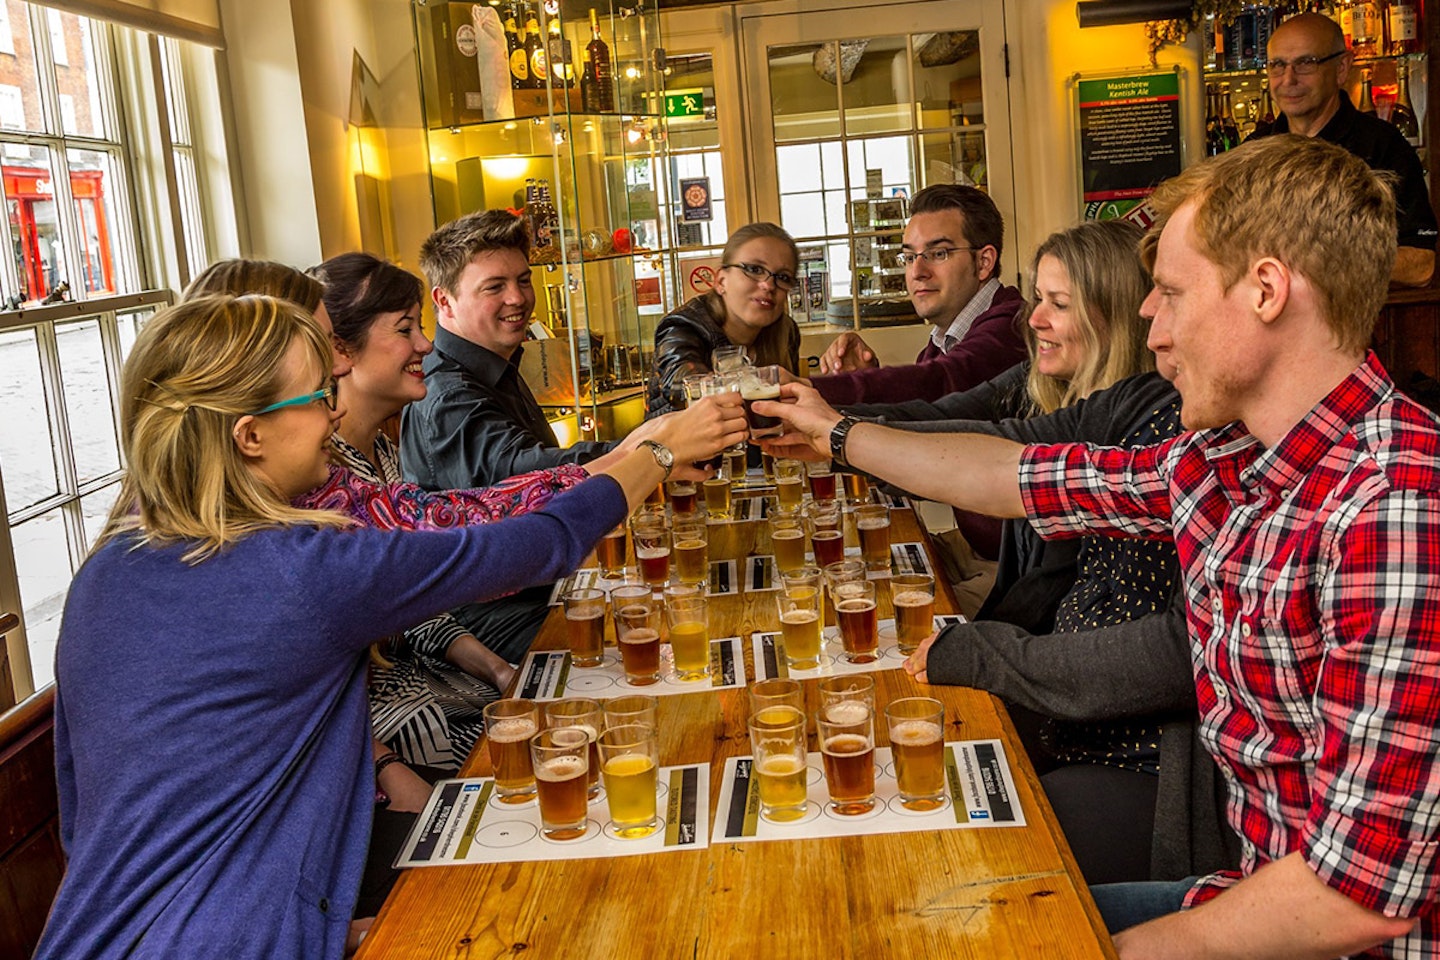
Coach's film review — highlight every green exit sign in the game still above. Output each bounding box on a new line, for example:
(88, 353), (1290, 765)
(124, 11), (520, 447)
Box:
(665, 91), (705, 119)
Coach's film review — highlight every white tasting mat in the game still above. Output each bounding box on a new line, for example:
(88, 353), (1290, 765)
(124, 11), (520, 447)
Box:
(394, 764), (709, 867)
(750, 617), (914, 681)
(515, 639), (747, 701)
(712, 740), (1024, 842)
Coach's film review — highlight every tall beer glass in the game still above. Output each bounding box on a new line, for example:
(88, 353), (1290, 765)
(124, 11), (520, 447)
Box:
(561, 587), (606, 667)
(596, 524), (629, 579)
(776, 566), (824, 669)
(664, 588), (710, 682)
(666, 479), (698, 516)
(483, 699), (539, 803)
(885, 697), (946, 811)
(818, 702), (875, 815)
(739, 364), (783, 440)
(631, 511), (671, 588)
(531, 728), (590, 839)
(891, 573), (936, 655)
(818, 674), (876, 721)
(768, 508), (808, 574)
(545, 698), (604, 798)
(807, 461), (837, 502)
(598, 724), (660, 838)
(603, 694), (659, 731)
(672, 519), (709, 586)
(747, 705), (809, 823)
(749, 677), (804, 724)
(775, 458), (805, 508)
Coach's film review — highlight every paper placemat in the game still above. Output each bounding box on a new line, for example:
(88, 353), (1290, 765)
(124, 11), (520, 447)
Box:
(889, 542), (932, 577)
(712, 740), (1023, 842)
(516, 639), (747, 701)
(395, 764), (710, 867)
(707, 560), (740, 596)
(751, 616), (920, 680)
(744, 555), (781, 592)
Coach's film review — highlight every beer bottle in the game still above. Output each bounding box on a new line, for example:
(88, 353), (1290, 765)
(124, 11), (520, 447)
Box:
(525, 3), (547, 89)
(586, 8), (615, 112)
(1219, 83), (1241, 149)
(508, 5), (530, 89)
(548, 12), (575, 87)
(1391, 61), (1421, 146)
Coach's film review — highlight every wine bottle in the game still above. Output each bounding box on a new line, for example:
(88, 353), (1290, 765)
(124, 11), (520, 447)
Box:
(1349, 0), (1383, 58)
(1219, 82), (1241, 149)
(1358, 67), (1378, 115)
(586, 8), (614, 112)
(508, 5), (530, 89)
(1387, 0), (1422, 54)
(1391, 61), (1421, 146)
(524, 4), (547, 89)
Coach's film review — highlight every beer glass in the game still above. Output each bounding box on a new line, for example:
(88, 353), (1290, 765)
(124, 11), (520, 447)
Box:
(711, 343), (749, 372)
(701, 473), (732, 519)
(749, 677), (804, 724)
(833, 579), (879, 664)
(531, 728), (591, 839)
(855, 504), (892, 572)
(727, 447), (748, 486)
(701, 370), (747, 471)
(599, 724), (661, 838)
(603, 694), (659, 731)
(818, 701), (876, 815)
(664, 588), (710, 682)
(885, 697), (947, 811)
(842, 471), (869, 505)
(739, 364), (783, 440)
(775, 458), (805, 509)
(483, 699), (540, 803)
(818, 674), (876, 721)
(747, 705), (809, 823)
(672, 519), (709, 586)
(684, 374), (723, 472)
(891, 572), (936, 655)
(768, 507), (808, 574)
(807, 461), (837, 502)
(776, 566), (824, 670)
(631, 511), (671, 588)
(596, 524), (628, 579)
(561, 587), (606, 668)
(611, 585), (661, 685)
(806, 499), (845, 569)
(823, 558), (866, 625)
(666, 479), (698, 516)
(760, 450), (776, 483)
(545, 698), (604, 798)
(643, 482), (666, 506)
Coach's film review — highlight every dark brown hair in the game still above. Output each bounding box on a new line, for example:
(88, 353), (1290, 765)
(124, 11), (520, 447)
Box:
(309, 252), (423, 351)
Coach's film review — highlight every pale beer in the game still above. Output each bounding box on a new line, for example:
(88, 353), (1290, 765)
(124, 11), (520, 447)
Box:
(779, 605), (821, 668)
(771, 527), (807, 573)
(843, 472), (868, 503)
(776, 475), (804, 508)
(890, 719), (945, 810)
(755, 753), (808, 821)
(673, 535), (708, 585)
(669, 619), (709, 679)
(702, 476), (731, 517)
(602, 753), (658, 837)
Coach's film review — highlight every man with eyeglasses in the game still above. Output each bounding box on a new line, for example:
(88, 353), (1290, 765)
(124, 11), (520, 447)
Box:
(1248, 12), (1436, 286)
(808, 183), (1027, 406)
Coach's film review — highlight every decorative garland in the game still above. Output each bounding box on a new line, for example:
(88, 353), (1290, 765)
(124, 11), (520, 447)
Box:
(1144, 1), (1249, 65)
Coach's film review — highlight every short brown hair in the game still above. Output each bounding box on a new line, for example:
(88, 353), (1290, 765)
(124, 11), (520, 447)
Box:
(1141, 136), (1395, 353)
(420, 210), (530, 295)
(183, 259), (323, 311)
(909, 184), (1005, 264)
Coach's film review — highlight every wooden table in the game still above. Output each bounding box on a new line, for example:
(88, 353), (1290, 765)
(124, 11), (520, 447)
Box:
(357, 502), (1117, 959)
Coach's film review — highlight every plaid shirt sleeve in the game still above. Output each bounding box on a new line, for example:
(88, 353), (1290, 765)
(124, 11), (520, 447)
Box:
(1018, 439), (1180, 540)
(1304, 487), (1440, 918)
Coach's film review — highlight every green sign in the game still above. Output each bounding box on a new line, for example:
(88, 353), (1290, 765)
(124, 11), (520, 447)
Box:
(665, 90), (705, 119)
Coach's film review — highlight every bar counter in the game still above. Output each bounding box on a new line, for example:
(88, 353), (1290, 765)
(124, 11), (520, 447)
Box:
(356, 502), (1117, 959)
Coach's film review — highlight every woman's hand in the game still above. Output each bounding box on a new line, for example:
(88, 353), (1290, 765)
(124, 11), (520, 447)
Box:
(752, 381), (842, 462)
(645, 394), (748, 468)
(378, 758), (436, 814)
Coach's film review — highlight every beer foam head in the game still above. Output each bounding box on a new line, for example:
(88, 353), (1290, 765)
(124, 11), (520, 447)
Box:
(824, 700), (871, 725)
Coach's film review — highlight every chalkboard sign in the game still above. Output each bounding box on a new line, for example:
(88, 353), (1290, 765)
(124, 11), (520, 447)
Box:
(1077, 71), (1183, 208)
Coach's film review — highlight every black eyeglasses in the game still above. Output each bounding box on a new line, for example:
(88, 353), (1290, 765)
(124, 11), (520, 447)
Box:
(894, 247), (981, 268)
(1265, 50), (1344, 76)
(246, 377), (338, 416)
(721, 262), (797, 290)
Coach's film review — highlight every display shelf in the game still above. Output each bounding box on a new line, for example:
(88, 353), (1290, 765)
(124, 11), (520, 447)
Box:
(415, 0), (671, 443)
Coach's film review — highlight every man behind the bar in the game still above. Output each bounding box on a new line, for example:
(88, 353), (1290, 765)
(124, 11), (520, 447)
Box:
(1249, 12), (1436, 286)
(760, 136), (1439, 958)
(807, 184), (1027, 405)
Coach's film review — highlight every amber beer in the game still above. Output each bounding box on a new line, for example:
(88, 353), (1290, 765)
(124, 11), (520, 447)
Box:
(596, 526), (627, 578)
(771, 526), (807, 573)
(811, 528), (844, 568)
(835, 595), (878, 664)
(487, 715), (539, 802)
(673, 524), (708, 586)
(821, 732), (875, 814)
(891, 719), (945, 809)
(617, 625), (661, 685)
(727, 448), (748, 484)
(892, 574), (936, 655)
(565, 608), (605, 666)
(667, 480), (698, 516)
(843, 472), (868, 503)
(702, 476), (731, 518)
(807, 464), (837, 502)
(856, 509), (891, 571)
(534, 754), (589, 838)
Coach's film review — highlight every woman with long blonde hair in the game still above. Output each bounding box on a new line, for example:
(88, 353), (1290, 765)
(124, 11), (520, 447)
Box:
(36, 294), (744, 960)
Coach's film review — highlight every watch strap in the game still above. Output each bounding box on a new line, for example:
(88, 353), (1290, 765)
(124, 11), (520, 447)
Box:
(639, 439), (675, 480)
(829, 416), (861, 468)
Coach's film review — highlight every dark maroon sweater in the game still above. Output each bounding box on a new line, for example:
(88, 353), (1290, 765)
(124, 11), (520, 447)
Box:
(811, 285), (1027, 406)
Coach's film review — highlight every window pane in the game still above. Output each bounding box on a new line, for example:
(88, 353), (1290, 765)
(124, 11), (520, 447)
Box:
(55, 318), (119, 482)
(841, 36), (912, 136)
(779, 191), (825, 240)
(173, 148), (206, 275)
(5, 144), (68, 303)
(0, 326), (60, 508)
(0, 1), (46, 133)
(776, 142), (821, 193)
(116, 307), (155, 360)
(159, 35), (191, 145)
(12, 507), (69, 689)
(54, 13), (108, 140)
(69, 147), (125, 296)
(80, 481), (119, 554)
(770, 42), (839, 143)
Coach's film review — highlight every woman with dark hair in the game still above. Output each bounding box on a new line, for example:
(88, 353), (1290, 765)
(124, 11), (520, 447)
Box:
(645, 222), (803, 416)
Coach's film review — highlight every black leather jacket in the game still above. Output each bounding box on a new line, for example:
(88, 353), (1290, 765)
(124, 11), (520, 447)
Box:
(644, 296), (800, 418)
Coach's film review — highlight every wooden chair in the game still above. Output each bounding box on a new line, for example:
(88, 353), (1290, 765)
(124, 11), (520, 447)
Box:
(0, 610), (62, 960)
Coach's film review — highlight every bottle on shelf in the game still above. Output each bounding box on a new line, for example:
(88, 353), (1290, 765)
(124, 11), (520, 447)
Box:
(508, 4), (530, 90)
(584, 8), (615, 112)
(547, 11), (575, 88)
(525, 178), (559, 254)
(1252, 83), (1276, 137)
(1391, 60), (1422, 146)
(524, 3), (547, 89)
(1219, 82), (1242, 148)
(1387, 0), (1423, 55)
(1205, 85), (1224, 156)
(1348, 0), (1384, 58)
(1335, 0), (1356, 49)
(1358, 67), (1378, 115)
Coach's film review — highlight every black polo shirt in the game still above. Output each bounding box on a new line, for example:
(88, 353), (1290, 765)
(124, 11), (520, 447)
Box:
(1255, 91), (1438, 250)
(400, 326), (613, 491)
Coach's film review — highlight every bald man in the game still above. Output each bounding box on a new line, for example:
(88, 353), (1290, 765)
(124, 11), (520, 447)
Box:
(1248, 13), (1436, 286)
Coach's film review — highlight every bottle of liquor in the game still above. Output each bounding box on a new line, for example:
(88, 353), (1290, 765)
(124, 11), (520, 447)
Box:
(1251, 83), (1276, 137)
(547, 13), (575, 87)
(1349, 0), (1384, 58)
(524, 4), (547, 89)
(508, 4), (530, 90)
(530, 179), (559, 253)
(1205, 86), (1224, 156)
(1391, 61), (1421, 146)
(1387, 0), (1423, 54)
(1219, 82), (1242, 149)
(586, 8), (614, 112)
(1358, 67), (1378, 115)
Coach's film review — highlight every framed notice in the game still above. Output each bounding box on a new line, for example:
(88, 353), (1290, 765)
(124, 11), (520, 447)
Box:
(1075, 69), (1184, 218)
(680, 177), (712, 222)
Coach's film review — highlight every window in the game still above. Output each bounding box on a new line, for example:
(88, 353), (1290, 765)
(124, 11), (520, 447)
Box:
(0, 2), (227, 698)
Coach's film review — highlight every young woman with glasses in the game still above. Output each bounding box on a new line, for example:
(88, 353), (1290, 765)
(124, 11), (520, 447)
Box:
(36, 294), (745, 960)
(645, 221), (803, 416)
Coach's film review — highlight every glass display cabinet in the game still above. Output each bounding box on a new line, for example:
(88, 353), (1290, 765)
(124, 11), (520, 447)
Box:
(414, 0), (670, 442)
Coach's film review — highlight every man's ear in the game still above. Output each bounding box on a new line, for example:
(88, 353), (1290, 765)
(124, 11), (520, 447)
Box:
(232, 414), (264, 460)
(431, 285), (451, 321)
(976, 245), (1000, 282)
(1252, 257), (1291, 326)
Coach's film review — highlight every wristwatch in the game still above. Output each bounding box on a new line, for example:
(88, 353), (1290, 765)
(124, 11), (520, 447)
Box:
(638, 439), (675, 479)
(829, 416), (861, 468)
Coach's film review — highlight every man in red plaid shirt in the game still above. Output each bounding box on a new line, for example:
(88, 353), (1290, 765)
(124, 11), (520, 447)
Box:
(758, 135), (1438, 958)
